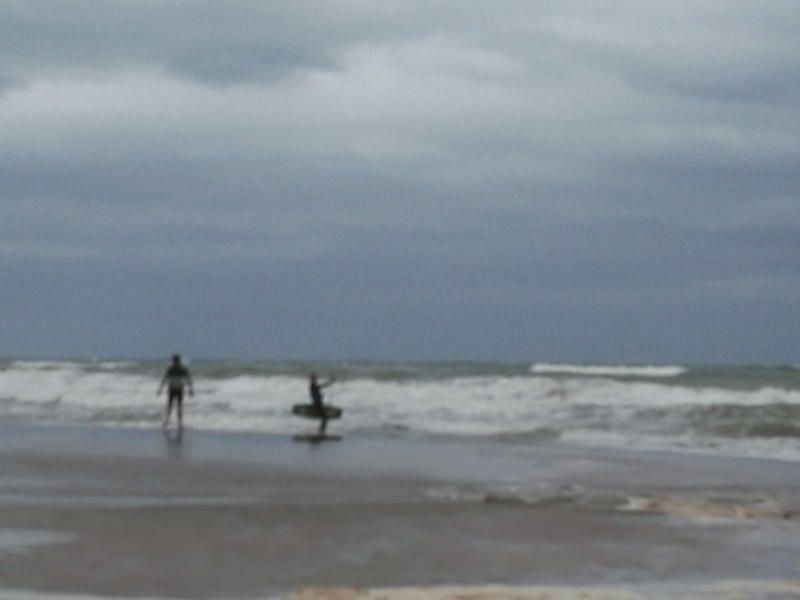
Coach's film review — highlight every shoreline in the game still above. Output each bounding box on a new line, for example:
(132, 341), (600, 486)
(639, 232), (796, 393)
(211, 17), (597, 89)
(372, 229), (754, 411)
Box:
(2, 422), (800, 515)
(6, 420), (800, 467)
(285, 581), (800, 600)
(0, 581), (799, 600)
(0, 423), (798, 598)
(3, 422), (800, 492)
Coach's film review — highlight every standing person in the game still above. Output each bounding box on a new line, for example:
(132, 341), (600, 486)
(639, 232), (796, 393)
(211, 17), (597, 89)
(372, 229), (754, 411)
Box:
(157, 354), (193, 430)
(309, 373), (335, 435)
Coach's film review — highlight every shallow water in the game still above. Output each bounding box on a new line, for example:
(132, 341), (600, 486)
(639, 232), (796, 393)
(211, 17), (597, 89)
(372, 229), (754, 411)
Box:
(2, 360), (800, 462)
(0, 424), (798, 597)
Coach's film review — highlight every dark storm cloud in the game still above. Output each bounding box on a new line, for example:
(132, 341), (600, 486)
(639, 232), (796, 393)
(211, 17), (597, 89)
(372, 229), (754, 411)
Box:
(0, 1), (798, 361)
(1, 1), (336, 83)
(0, 1), (519, 84)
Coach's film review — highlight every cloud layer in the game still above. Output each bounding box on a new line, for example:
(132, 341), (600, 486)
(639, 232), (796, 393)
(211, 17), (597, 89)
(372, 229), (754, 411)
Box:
(1, 1), (798, 361)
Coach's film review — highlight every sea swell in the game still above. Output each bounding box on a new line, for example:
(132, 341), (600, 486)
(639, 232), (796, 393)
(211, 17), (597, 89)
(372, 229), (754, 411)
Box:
(1, 360), (799, 460)
(530, 363), (686, 378)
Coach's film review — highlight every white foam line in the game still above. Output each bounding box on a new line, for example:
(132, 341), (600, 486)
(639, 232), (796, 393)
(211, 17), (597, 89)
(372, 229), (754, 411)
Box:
(0, 529), (76, 552)
(0, 591), (278, 600)
(1, 580), (799, 600)
(283, 580), (800, 599)
(0, 592), (176, 600)
(531, 363), (686, 377)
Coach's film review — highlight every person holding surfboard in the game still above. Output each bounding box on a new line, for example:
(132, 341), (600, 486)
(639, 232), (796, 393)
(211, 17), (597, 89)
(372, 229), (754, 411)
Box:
(309, 373), (335, 435)
(157, 354), (193, 430)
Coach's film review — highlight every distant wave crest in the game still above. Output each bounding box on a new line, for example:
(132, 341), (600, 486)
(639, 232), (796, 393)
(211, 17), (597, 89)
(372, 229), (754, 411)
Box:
(5, 359), (800, 462)
(530, 363), (686, 378)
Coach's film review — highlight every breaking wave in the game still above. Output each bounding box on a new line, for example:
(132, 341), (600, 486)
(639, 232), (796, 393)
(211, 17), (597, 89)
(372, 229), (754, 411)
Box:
(530, 363), (686, 378)
(1, 359), (799, 461)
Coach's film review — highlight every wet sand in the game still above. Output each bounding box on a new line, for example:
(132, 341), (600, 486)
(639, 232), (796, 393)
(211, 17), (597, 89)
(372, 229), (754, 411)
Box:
(287, 582), (800, 600)
(0, 424), (798, 598)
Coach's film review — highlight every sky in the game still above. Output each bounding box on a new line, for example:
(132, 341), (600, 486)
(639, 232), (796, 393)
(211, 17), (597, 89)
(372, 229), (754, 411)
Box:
(1, 1), (798, 364)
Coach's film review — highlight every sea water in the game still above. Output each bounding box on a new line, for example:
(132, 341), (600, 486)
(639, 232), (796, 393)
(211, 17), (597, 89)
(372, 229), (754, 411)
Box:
(1, 359), (799, 461)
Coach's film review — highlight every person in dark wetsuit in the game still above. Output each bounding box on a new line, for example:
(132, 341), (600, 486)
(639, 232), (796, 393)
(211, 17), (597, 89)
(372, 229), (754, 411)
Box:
(157, 354), (193, 430)
(309, 373), (335, 435)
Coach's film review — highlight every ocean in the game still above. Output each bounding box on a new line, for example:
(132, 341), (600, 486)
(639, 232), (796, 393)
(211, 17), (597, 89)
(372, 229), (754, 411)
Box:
(2, 359), (799, 462)
(1, 359), (799, 597)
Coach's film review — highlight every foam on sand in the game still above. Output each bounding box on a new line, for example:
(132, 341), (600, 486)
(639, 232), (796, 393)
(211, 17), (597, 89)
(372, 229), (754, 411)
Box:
(1, 581), (798, 600)
(0, 592), (175, 600)
(287, 580), (800, 600)
(621, 495), (796, 521)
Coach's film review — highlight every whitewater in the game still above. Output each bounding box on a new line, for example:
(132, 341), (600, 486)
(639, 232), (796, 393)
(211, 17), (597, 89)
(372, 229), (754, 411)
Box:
(1, 359), (799, 461)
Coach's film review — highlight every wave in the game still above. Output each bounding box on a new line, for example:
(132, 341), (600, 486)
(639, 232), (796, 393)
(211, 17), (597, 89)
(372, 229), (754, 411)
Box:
(9, 360), (82, 371)
(683, 403), (800, 438)
(530, 363), (686, 378)
(2, 359), (800, 461)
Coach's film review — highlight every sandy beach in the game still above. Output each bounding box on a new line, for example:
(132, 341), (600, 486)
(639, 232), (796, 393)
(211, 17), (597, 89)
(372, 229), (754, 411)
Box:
(0, 424), (797, 599)
(4, 0), (799, 594)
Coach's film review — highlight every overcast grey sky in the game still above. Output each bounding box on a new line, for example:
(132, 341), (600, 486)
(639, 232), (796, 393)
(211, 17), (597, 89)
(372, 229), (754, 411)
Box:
(1, 1), (798, 363)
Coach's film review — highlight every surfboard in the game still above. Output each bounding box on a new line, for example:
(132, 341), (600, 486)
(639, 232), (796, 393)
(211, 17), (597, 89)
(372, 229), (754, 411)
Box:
(292, 434), (342, 443)
(291, 404), (343, 420)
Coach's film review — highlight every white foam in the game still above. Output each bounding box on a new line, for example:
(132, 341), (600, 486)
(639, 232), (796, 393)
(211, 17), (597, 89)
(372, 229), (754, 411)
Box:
(1, 581), (798, 600)
(0, 528), (75, 552)
(93, 361), (137, 370)
(9, 360), (82, 371)
(283, 580), (800, 599)
(531, 363), (686, 377)
(2, 363), (800, 461)
(0, 591), (183, 600)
